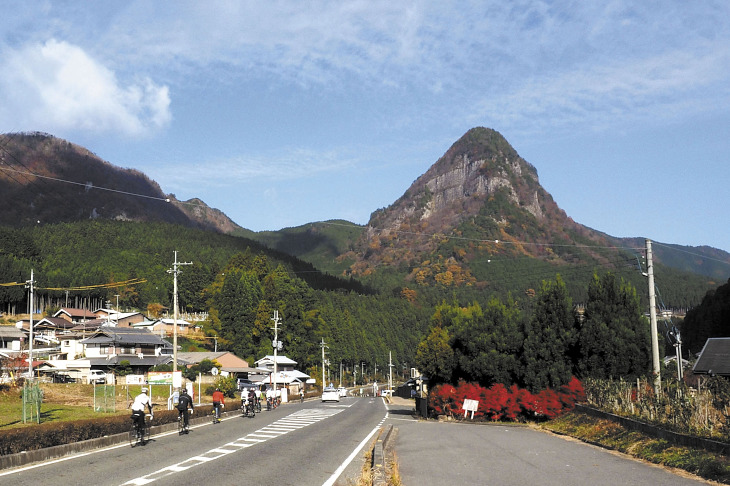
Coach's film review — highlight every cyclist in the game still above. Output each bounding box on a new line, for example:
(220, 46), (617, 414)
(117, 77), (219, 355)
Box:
(212, 387), (225, 423)
(130, 386), (153, 433)
(247, 387), (256, 414)
(177, 388), (194, 432)
(254, 386), (262, 411)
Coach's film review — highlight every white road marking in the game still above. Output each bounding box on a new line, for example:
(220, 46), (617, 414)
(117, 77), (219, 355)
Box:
(120, 407), (343, 485)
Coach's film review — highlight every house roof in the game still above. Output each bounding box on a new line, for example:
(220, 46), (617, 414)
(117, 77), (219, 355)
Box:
(254, 370), (308, 385)
(54, 308), (97, 319)
(0, 326), (25, 339)
(81, 327), (172, 347)
(88, 355), (172, 367)
(693, 338), (730, 376)
(255, 355), (297, 366)
(34, 317), (78, 330)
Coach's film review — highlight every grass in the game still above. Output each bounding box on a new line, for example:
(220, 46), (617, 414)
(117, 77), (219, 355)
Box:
(542, 411), (730, 484)
(0, 383), (181, 430)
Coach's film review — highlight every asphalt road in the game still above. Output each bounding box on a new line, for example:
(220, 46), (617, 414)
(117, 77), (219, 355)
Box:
(1, 396), (388, 486)
(2, 397), (713, 486)
(384, 398), (713, 486)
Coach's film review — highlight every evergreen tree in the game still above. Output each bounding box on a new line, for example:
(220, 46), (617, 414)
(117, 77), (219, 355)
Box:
(578, 272), (651, 379)
(522, 275), (576, 391)
(415, 325), (455, 384)
(450, 297), (523, 386)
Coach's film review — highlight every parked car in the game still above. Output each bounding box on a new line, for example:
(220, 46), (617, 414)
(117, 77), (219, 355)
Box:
(88, 370), (106, 384)
(321, 387), (340, 402)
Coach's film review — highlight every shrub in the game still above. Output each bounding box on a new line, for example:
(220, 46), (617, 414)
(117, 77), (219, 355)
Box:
(429, 378), (584, 422)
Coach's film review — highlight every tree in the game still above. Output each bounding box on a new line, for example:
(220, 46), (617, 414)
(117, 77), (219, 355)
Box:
(450, 296), (523, 387)
(578, 272), (650, 379)
(415, 325), (455, 384)
(522, 275), (577, 391)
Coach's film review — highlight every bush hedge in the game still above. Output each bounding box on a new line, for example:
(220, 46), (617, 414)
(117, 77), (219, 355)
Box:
(0, 406), (214, 455)
(429, 377), (585, 421)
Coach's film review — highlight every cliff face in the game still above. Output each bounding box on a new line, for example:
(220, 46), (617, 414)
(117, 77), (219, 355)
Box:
(349, 127), (607, 278)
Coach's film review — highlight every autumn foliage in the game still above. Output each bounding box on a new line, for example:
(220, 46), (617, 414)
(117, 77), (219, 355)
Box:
(429, 377), (585, 421)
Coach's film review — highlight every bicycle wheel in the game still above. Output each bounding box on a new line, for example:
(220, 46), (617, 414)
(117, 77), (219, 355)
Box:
(143, 422), (151, 444)
(129, 424), (137, 447)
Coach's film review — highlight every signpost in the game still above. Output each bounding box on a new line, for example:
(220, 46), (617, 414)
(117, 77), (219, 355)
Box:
(463, 398), (478, 419)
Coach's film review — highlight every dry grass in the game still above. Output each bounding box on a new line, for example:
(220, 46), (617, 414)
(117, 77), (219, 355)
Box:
(543, 411), (730, 484)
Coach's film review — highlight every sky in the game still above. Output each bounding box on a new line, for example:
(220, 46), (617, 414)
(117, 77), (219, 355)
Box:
(1, 1), (729, 253)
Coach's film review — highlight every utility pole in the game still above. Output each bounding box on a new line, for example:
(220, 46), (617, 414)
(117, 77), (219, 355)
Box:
(389, 351), (393, 395)
(674, 330), (683, 381)
(168, 251), (192, 374)
(271, 311), (282, 396)
(646, 239), (661, 393)
(26, 270), (34, 380)
(320, 338), (328, 388)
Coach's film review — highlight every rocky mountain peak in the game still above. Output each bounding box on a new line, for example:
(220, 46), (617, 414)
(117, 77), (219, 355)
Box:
(370, 127), (547, 236)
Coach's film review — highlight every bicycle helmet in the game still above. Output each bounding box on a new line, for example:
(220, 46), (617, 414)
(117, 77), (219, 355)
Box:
(141, 387), (149, 393)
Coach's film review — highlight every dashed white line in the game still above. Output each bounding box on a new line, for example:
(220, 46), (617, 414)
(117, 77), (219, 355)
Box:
(120, 407), (343, 485)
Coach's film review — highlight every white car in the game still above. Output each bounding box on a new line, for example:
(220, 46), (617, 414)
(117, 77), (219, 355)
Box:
(321, 387), (340, 402)
(337, 387), (347, 397)
(88, 370), (106, 384)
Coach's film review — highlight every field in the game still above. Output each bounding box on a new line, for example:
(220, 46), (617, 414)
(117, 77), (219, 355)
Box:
(0, 383), (184, 430)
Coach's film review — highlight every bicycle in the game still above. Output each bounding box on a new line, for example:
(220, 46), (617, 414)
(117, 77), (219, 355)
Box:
(129, 413), (152, 447)
(241, 398), (255, 418)
(178, 410), (190, 435)
(212, 403), (223, 424)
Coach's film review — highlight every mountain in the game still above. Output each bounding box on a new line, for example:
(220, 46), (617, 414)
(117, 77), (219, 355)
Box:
(0, 132), (240, 234)
(248, 128), (729, 306)
(2, 129), (727, 307)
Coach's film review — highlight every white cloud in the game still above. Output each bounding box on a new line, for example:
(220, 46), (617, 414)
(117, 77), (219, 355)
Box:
(152, 147), (357, 190)
(0, 39), (170, 136)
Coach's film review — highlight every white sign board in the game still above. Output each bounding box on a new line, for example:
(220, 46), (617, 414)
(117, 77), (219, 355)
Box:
(463, 398), (479, 419)
(126, 374), (145, 385)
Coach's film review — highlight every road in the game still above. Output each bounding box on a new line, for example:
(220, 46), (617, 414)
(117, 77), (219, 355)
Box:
(1, 396), (713, 486)
(1, 396), (387, 486)
(385, 398), (713, 486)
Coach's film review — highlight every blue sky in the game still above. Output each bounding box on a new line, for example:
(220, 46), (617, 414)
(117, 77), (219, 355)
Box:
(2, 1), (729, 252)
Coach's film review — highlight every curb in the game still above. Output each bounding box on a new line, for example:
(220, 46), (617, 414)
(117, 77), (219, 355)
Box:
(371, 424), (394, 486)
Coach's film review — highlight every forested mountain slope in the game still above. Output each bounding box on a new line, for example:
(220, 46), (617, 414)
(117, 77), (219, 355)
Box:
(0, 132), (239, 233)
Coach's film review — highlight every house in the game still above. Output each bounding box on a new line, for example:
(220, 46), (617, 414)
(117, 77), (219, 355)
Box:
(176, 351), (260, 383)
(0, 325), (25, 354)
(53, 308), (97, 323)
(255, 355), (298, 372)
(252, 355), (310, 396)
(31, 317), (77, 345)
(132, 318), (197, 336)
(80, 327), (173, 376)
(692, 337), (730, 377)
(93, 308), (146, 327)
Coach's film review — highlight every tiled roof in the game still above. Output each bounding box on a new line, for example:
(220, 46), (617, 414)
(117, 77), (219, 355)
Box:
(81, 327), (171, 347)
(693, 338), (730, 376)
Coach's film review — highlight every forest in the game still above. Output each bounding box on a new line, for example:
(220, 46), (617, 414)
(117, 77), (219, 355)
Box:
(0, 220), (726, 385)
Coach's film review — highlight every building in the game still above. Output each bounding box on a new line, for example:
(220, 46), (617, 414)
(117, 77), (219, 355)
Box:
(0, 326), (25, 353)
(692, 337), (730, 377)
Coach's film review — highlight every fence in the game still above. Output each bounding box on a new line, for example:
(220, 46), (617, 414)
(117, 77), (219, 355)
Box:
(583, 377), (730, 442)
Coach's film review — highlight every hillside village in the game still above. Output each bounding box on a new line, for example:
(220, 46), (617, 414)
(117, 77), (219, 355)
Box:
(0, 307), (312, 397)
